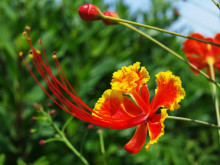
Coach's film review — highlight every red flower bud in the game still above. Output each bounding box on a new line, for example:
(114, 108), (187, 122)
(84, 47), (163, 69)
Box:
(32, 116), (36, 120)
(49, 109), (56, 115)
(87, 124), (94, 129)
(39, 140), (46, 146)
(78, 4), (103, 21)
(174, 9), (180, 17)
(103, 11), (119, 25)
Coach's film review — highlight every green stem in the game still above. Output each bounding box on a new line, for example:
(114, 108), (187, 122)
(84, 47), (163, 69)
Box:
(212, 0), (220, 10)
(209, 63), (220, 142)
(80, 130), (88, 154)
(119, 22), (220, 88)
(98, 130), (107, 165)
(47, 114), (89, 165)
(61, 116), (74, 132)
(102, 15), (220, 47)
(167, 116), (220, 129)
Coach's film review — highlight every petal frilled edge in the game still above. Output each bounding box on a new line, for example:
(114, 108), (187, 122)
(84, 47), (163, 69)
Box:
(145, 108), (168, 150)
(111, 62), (150, 94)
(93, 89), (133, 120)
(150, 71), (185, 114)
(124, 122), (148, 154)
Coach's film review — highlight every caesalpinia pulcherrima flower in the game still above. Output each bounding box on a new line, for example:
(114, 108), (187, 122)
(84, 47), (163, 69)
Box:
(183, 33), (220, 75)
(20, 27), (185, 154)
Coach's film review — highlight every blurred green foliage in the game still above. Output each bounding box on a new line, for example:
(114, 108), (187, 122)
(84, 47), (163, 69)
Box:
(0, 0), (219, 164)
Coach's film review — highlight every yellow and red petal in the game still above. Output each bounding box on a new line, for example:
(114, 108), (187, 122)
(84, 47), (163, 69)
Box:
(111, 62), (150, 94)
(145, 108), (168, 150)
(150, 71), (185, 113)
(93, 89), (133, 120)
(124, 122), (148, 154)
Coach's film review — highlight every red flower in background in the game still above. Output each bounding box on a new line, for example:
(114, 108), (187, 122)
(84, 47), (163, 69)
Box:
(20, 27), (185, 153)
(183, 33), (220, 75)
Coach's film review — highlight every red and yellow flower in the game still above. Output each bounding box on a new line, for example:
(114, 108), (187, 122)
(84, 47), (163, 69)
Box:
(93, 62), (185, 153)
(183, 33), (220, 75)
(20, 27), (185, 154)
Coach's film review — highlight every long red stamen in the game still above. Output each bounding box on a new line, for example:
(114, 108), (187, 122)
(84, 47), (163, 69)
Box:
(20, 29), (149, 129)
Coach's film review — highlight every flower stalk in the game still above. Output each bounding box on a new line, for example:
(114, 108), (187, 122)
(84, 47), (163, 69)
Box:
(98, 129), (108, 165)
(208, 62), (220, 141)
(119, 22), (220, 88)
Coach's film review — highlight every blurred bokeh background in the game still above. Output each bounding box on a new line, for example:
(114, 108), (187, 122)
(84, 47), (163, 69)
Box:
(0, 0), (220, 164)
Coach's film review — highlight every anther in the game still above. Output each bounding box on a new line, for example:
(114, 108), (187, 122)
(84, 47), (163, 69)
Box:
(19, 52), (23, 57)
(25, 26), (31, 31)
(29, 54), (34, 59)
(36, 50), (41, 55)
(52, 51), (57, 59)
(22, 31), (27, 36)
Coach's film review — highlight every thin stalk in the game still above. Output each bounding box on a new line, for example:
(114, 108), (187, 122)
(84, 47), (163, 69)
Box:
(209, 63), (220, 142)
(167, 116), (220, 129)
(61, 116), (74, 132)
(212, 0), (220, 9)
(80, 130), (88, 154)
(98, 129), (108, 165)
(102, 15), (220, 47)
(47, 114), (89, 165)
(119, 22), (220, 88)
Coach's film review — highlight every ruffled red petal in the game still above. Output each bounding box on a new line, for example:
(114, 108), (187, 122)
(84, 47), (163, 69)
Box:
(145, 108), (168, 150)
(150, 71), (185, 114)
(124, 122), (148, 154)
(214, 33), (220, 56)
(183, 33), (207, 58)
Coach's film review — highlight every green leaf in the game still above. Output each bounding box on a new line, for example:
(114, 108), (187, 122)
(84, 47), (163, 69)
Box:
(17, 158), (27, 165)
(0, 154), (5, 165)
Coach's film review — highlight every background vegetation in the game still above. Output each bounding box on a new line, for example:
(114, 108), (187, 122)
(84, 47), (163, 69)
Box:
(0, 0), (219, 164)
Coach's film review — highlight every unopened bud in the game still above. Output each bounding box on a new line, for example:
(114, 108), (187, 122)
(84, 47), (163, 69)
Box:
(33, 103), (42, 110)
(30, 129), (36, 134)
(103, 11), (119, 25)
(39, 140), (46, 146)
(97, 128), (103, 133)
(78, 4), (103, 21)
(32, 116), (36, 120)
(87, 124), (94, 129)
(174, 9), (180, 17)
(49, 109), (56, 115)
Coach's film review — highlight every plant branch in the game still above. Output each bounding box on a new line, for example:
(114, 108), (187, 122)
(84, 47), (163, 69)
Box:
(167, 116), (220, 129)
(212, 0), (220, 9)
(102, 15), (220, 47)
(47, 114), (89, 165)
(119, 22), (220, 88)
